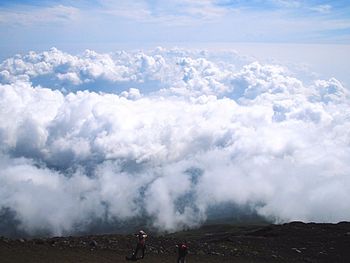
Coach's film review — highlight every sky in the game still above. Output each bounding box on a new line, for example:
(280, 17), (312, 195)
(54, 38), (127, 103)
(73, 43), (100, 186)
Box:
(1, 1), (350, 237)
(1, 0), (350, 48)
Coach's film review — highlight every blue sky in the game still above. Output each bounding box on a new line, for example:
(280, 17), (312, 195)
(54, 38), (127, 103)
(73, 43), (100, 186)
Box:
(1, 0), (350, 48)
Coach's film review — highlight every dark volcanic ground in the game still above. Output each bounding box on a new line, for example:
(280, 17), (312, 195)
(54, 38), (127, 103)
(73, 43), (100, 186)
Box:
(1, 222), (350, 262)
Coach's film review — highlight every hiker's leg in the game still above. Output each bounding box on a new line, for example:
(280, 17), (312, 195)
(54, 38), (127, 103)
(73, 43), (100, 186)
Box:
(133, 244), (140, 259)
(141, 245), (145, 258)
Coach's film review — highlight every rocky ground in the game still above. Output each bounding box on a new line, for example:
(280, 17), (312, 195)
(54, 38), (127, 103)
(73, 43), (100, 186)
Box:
(1, 222), (350, 262)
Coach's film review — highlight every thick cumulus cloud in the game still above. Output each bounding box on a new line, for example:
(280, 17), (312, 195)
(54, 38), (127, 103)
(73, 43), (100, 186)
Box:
(1, 48), (350, 236)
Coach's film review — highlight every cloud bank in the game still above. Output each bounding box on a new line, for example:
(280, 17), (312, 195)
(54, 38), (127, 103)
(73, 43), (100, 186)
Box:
(1, 48), (350, 236)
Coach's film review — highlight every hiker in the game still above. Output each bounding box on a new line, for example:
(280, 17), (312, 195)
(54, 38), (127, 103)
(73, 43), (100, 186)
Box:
(132, 230), (147, 260)
(176, 242), (188, 263)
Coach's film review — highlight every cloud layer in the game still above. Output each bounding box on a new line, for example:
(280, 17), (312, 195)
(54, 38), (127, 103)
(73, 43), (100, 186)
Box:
(1, 48), (350, 236)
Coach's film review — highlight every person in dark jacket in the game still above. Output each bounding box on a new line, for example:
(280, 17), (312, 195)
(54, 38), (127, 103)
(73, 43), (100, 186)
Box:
(176, 242), (188, 263)
(132, 230), (147, 260)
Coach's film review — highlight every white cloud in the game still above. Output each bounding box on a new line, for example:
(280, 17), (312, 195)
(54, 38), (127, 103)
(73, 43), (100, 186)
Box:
(271, 0), (302, 8)
(99, 0), (228, 24)
(1, 48), (350, 236)
(100, 0), (153, 21)
(0, 5), (80, 26)
(310, 4), (332, 14)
